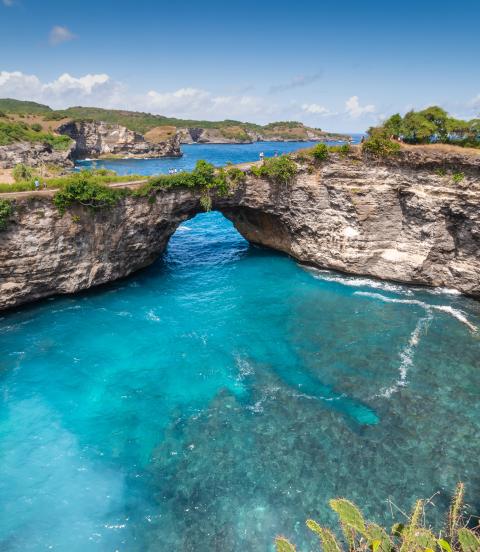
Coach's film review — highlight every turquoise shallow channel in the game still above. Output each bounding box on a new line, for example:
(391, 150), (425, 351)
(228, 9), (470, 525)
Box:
(1, 142), (480, 551)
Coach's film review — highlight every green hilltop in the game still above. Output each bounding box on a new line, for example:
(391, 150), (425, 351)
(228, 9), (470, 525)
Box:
(0, 99), (342, 139)
(0, 98), (52, 114)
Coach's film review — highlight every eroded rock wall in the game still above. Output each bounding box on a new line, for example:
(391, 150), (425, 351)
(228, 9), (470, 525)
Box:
(57, 120), (182, 159)
(0, 141), (75, 169)
(220, 151), (480, 296)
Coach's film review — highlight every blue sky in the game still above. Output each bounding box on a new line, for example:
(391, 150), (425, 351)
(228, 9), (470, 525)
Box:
(0, 0), (479, 132)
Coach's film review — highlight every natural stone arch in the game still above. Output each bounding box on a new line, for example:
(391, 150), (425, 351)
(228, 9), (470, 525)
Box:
(1, 148), (479, 311)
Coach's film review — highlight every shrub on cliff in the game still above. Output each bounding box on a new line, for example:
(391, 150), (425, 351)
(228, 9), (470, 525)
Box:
(53, 177), (128, 214)
(362, 130), (401, 158)
(276, 482), (480, 552)
(12, 163), (35, 182)
(251, 155), (297, 185)
(0, 199), (13, 230)
(329, 143), (351, 156)
(136, 160), (245, 210)
(311, 143), (329, 161)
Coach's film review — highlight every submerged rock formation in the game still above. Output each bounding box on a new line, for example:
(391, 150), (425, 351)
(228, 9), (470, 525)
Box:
(57, 120), (182, 159)
(0, 147), (479, 310)
(0, 141), (75, 169)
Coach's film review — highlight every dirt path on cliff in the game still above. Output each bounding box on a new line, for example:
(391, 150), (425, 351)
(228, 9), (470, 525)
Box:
(0, 162), (260, 200)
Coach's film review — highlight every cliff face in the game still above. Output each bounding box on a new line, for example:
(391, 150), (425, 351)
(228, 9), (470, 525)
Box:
(0, 148), (479, 311)
(0, 141), (75, 169)
(57, 121), (182, 159)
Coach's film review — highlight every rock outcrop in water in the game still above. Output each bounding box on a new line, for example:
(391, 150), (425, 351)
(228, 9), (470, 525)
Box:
(0, 146), (479, 310)
(57, 120), (182, 159)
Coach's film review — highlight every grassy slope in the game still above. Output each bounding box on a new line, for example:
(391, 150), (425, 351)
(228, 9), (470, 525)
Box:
(56, 107), (346, 138)
(0, 119), (72, 149)
(0, 99), (347, 139)
(0, 98), (51, 114)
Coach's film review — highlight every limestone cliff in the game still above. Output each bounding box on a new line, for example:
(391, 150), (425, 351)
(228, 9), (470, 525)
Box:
(0, 147), (479, 311)
(0, 141), (75, 169)
(57, 120), (182, 159)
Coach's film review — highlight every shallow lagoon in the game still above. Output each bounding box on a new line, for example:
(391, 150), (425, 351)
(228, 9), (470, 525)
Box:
(1, 141), (480, 550)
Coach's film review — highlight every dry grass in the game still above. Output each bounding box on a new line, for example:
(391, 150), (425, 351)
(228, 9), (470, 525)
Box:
(144, 125), (177, 143)
(0, 168), (14, 184)
(263, 126), (309, 139)
(6, 113), (71, 133)
(400, 142), (480, 156)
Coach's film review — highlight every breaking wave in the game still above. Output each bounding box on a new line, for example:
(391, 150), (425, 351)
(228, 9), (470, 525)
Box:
(303, 267), (413, 295)
(354, 291), (478, 332)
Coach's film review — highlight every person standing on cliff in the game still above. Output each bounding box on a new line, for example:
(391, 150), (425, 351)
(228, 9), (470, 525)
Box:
(34, 178), (40, 191)
(259, 151), (264, 164)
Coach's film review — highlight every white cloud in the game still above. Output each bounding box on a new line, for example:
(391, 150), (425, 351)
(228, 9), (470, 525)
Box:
(301, 103), (331, 115)
(2, 0), (15, 6)
(0, 69), (382, 131)
(345, 95), (375, 118)
(49, 26), (77, 46)
(0, 71), (123, 108)
(145, 87), (272, 120)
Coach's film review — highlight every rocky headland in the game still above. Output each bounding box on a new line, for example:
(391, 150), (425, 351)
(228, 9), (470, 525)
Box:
(177, 126), (347, 144)
(57, 120), (182, 159)
(0, 146), (479, 311)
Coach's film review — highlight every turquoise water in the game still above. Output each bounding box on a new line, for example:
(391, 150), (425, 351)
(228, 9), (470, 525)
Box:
(1, 143), (480, 551)
(75, 139), (359, 175)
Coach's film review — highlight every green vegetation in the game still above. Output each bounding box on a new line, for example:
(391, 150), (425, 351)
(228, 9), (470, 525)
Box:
(311, 143), (329, 161)
(1, 157), (293, 215)
(329, 143), (351, 156)
(251, 155), (297, 184)
(263, 120), (305, 130)
(0, 98), (51, 114)
(45, 106), (264, 134)
(376, 106), (480, 148)
(0, 120), (72, 150)
(0, 168), (145, 193)
(53, 177), (129, 215)
(136, 160), (245, 210)
(54, 107), (337, 138)
(12, 163), (35, 182)
(219, 127), (251, 142)
(223, 165), (246, 187)
(362, 129), (401, 158)
(275, 483), (480, 552)
(452, 172), (465, 183)
(0, 98), (350, 143)
(0, 198), (14, 230)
